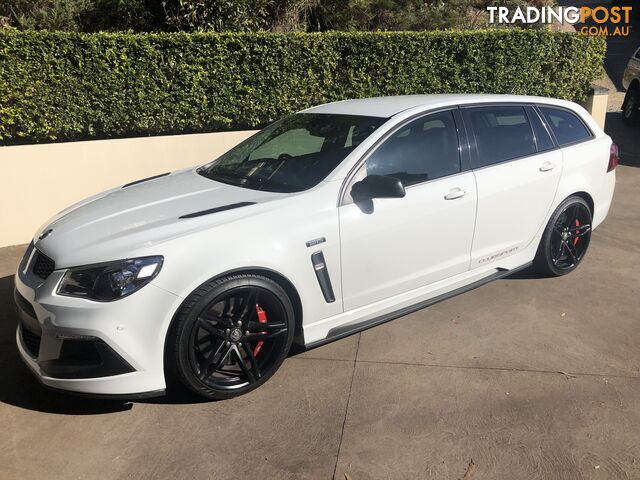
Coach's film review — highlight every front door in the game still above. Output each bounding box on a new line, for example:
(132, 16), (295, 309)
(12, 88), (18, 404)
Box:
(339, 109), (477, 311)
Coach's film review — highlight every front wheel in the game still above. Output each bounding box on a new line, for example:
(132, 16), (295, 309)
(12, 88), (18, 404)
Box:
(167, 274), (295, 400)
(533, 196), (592, 277)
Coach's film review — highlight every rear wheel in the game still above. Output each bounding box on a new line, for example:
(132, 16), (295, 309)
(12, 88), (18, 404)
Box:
(533, 196), (592, 277)
(168, 274), (294, 400)
(622, 86), (639, 125)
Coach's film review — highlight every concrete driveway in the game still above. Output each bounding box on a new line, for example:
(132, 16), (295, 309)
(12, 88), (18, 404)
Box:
(1, 128), (639, 479)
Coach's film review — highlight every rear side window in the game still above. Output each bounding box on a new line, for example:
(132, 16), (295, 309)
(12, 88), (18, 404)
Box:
(467, 106), (536, 168)
(539, 106), (592, 146)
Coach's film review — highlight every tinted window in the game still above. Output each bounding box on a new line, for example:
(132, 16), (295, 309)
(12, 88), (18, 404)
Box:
(468, 106), (536, 167)
(199, 114), (385, 193)
(539, 106), (592, 146)
(526, 106), (555, 152)
(365, 111), (460, 186)
(248, 128), (324, 160)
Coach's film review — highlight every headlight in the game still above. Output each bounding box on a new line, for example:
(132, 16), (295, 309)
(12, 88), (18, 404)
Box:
(57, 256), (163, 301)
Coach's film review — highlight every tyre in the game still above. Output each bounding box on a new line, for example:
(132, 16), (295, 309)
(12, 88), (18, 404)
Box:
(533, 196), (592, 277)
(622, 86), (640, 125)
(167, 273), (295, 400)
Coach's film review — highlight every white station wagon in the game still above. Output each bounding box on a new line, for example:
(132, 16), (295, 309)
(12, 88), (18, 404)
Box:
(14, 95), (617, 400)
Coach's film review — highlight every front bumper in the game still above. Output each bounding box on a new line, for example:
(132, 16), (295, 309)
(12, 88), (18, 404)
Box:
(14, 249), (183, 396)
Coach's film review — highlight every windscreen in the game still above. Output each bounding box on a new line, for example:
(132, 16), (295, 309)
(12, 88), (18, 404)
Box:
(199, 113), (386, 193)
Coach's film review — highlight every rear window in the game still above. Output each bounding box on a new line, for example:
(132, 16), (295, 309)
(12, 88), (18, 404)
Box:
(539, 106), (592, 146)
(468, 106), (536, 168)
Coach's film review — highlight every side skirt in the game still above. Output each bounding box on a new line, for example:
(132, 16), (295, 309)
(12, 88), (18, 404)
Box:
(303, 262), (532, 351)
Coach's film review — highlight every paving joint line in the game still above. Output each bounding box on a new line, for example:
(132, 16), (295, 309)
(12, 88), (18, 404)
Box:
(291, 355), (640, 380)
(331, 333), (360, 480)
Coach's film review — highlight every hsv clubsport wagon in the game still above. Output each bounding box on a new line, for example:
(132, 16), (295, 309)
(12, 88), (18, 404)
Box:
(14, 95), (617, 399)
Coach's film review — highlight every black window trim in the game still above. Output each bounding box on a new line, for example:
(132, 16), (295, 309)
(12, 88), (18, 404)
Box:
(534, 104), (595, 148)
(338, 100), (596, 204)
(524, 105), (556, 152)
(460, 101), (595, 171)
(338, 106), (470, 207)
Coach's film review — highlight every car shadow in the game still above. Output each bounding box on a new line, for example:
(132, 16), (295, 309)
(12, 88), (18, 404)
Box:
(0, 274), (211, 414)
(502, 267), (547, 281)
(0, 275), (136, 414)
(0, 259), (595, 414)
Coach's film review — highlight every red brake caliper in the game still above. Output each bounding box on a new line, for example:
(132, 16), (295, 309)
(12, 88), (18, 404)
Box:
(573, 219), (580, 246)
(253, 305), (267, 357)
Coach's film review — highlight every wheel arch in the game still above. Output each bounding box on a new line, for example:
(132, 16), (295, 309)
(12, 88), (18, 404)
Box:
(531, 189), (594, 255)
(533, 190), (594, 276)
(162, 266), (304, 398)
(229, 267), (304, 342)
(164, 266), (305, 354)
(572, 191), (595, 216)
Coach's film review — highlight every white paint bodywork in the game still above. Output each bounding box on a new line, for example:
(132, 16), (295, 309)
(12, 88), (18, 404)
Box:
(14, 94), (616, 396)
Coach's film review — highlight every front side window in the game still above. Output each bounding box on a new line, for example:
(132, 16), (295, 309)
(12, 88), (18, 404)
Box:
(539, 106), (592, 146)
(365, 110), (461, 186)
(468, 106), (536, 168)
(199, 113), (386, 193)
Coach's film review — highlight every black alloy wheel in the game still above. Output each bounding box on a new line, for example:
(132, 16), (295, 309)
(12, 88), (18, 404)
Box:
(534, 196), (593, 277)
(168, 274), (294, 400)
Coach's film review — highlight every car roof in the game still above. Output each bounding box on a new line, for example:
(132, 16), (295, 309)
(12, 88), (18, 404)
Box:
(300, 94), (575, 118)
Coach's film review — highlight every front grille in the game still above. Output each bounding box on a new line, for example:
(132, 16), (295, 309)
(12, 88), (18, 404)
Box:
(32, 251), (55, 280)
(21, 327), (41, 358)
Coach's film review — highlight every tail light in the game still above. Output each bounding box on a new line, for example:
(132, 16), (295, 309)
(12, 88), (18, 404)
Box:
(608, 143), (619, 172)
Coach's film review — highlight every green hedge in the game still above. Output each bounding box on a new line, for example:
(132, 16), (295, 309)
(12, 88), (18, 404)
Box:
(0, 30), (605, 145)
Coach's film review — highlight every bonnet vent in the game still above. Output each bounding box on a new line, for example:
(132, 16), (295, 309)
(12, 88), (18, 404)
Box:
(179, 202), (256, 219)
(122, 172), (170, 188)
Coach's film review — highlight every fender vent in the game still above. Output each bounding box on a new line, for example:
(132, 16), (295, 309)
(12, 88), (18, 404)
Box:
(179, 202), (256, 219)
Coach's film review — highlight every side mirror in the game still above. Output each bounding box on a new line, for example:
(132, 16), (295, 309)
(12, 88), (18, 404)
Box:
(351, 175), (406, 202)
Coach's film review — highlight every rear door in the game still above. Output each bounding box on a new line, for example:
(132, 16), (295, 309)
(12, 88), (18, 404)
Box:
(463, 104), (563, 267)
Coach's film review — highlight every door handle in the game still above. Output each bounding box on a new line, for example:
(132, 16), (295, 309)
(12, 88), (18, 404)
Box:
(539, 161), (556, 172)
(444, 188), (468, 200)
